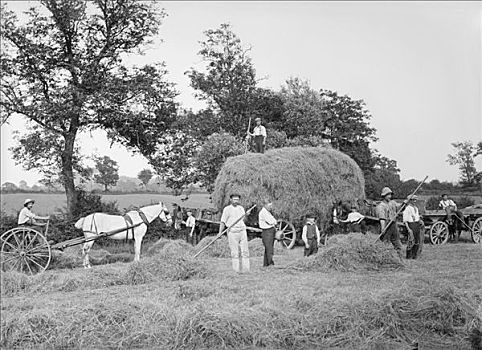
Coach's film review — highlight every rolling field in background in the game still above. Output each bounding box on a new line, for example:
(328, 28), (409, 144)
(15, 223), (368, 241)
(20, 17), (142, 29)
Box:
(1, 193), (213, 216)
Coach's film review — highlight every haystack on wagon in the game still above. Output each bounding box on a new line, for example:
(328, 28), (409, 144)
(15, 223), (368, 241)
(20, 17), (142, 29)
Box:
(201, 146), (365, 248)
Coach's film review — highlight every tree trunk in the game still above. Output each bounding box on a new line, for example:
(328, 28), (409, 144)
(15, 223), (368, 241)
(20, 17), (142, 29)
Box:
(61, 133), (78, 218)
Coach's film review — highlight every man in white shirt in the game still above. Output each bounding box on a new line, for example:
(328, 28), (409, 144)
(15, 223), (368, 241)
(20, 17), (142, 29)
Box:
(258, 199), (277, 267)
(18, 199), (49, 228)
(438, 193), (464, 240)
(219, 194), (250, 273)
(248, 117), (267, 153)
(338, 204), (367, 234)
(403, 195), (423, 259)
(183, 211), (196, 244)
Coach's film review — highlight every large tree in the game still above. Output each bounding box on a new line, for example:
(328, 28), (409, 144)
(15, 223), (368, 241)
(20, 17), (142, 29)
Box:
(447, 141), (480, 186)
(1, 0), (178, 216)
(186, 23), (258, 137)
(93, 155), (119, 192)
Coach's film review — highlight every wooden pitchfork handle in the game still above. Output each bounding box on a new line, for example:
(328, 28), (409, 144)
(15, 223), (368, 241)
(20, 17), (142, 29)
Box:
(193, 205), (256, 258)
(373, 176), (428, 243)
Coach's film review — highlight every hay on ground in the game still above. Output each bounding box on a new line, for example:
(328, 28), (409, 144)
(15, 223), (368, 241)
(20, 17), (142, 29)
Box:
(50, 247), (111, 269)
(291, 232), (404, 272)
(211, 146), (365, 229)
(125, 240), (207, 284)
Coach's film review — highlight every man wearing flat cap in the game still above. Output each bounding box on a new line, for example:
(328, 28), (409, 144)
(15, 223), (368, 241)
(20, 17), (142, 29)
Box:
(248, 117), (266, 153)
(18, 199), (49, 228)
(376, 187), (403, 259)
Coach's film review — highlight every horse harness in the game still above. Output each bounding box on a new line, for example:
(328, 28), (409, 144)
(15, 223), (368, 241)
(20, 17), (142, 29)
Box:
(123, 210), (150, 242)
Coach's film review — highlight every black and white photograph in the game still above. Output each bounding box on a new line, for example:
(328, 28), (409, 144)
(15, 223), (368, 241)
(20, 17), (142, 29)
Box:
(1, 1), (481, 349)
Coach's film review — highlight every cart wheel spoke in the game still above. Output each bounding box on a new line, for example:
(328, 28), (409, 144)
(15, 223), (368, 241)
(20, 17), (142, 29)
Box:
(1, 228), (51, 274)
(26, 256), (46, 272)
(430, 222), (449, 245)
(471, 217), (482, 244)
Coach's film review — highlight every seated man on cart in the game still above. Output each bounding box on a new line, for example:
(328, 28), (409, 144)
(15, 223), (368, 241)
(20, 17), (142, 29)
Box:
(18, 199), (49, 231)
(439, 194), (464, 240)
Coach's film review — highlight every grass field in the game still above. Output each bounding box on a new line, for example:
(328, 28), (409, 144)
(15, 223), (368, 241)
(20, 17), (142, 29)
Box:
(1, 193), (213, 216)
(1, 232), (481, 349)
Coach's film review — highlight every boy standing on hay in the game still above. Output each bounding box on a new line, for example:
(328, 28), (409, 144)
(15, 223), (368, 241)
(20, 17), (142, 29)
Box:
(302, 215), (321, 257)
(247, 117), (266, 153)
(219, 194), (250, 273)
(376, 187), (403, 260)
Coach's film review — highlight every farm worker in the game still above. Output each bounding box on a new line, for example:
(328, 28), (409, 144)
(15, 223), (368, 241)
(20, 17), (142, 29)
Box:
(258, 199), (277, 267)
(18, 199), (49, 227)
(376, 187), (404, 260)
(439, 194), (464, 240)
(338, 204), (367, 234)
(332, 201), (350, 234)
(183, 211), (196, 245)
(403, 195), (423, 259)
(172, 204), (183, 230)
(302, 215), (321, 257)
(247, 117), (266, 153)
(219, 194), (250, 273)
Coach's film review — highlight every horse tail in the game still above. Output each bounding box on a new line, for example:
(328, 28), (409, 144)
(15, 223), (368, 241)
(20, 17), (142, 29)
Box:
(74, 217), (85, 230)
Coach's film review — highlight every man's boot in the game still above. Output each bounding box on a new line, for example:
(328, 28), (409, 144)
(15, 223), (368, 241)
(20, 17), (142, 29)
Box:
(241, 258), (250, 273)
(231, 258), (240, 273)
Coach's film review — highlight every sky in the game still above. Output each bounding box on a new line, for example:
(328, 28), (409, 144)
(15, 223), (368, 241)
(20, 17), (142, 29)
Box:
(1, 1), (481, 187)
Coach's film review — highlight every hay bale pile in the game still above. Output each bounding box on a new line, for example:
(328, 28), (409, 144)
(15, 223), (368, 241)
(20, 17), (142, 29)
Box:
(292, 233), (404, 272)
(212, 146), (365, 229)
(125, 240), (207, 284)
(195, 236), (286, 258)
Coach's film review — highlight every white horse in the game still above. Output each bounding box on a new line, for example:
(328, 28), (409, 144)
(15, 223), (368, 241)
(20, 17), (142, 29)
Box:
(74, 202), (172, 268)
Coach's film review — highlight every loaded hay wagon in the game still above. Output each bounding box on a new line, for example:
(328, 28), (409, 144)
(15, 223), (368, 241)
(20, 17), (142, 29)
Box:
(192, 146), (366, 248)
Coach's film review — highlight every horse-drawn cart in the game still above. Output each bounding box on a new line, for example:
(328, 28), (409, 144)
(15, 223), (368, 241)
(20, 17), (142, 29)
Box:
(0, 220), (144, 275)
(1, 202), (172, 275)
(423, 205), (482, 245)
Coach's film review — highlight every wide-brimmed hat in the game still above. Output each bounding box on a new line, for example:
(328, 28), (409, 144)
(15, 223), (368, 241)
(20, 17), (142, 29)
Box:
(380, 187), (393, 197)
(408, 194), (418, 201)
(24, 198), (35, 206)
(255, 117), (261, 121)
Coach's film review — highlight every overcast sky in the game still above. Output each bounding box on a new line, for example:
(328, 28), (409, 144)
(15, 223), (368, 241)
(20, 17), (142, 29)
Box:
(1, 1), (481, 186)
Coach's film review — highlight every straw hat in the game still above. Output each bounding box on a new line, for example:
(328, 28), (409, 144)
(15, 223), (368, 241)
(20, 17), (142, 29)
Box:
(23, 198), (35, 206)
(380, 187), (393, 197)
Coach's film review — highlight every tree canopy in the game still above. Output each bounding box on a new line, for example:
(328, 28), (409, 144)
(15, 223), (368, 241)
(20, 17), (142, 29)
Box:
(1, 0), (178, 215)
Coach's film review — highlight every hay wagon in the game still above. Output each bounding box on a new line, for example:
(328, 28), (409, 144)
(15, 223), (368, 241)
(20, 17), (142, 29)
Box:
(187, 207), (299, 249)
(422, 205), (482, 245)
(0, 219), (143, 275)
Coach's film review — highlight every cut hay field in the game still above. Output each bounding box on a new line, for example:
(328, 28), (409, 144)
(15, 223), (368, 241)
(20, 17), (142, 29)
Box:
(1, 233), (481, 350)
(0, 193), (213, 216)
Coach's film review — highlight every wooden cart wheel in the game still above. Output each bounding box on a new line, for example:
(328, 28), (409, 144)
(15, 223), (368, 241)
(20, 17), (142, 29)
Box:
(275, 219), (297, 249)
(429, 221), (449, 245)
(471, 217), (482, 244)
(1, 227), (51, 274)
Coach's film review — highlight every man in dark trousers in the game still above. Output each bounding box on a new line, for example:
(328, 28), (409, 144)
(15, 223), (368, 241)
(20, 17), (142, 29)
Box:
(248, 117), (267, 153)
(258, 199), (277, 267)
(403, 195), (423, 259)
(302, 215), (321, 257)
